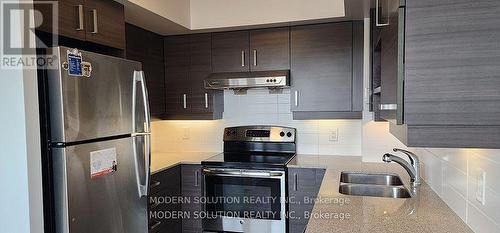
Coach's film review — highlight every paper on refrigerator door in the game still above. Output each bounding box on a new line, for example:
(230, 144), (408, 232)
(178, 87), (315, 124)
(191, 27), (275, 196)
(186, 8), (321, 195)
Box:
(90, 148), (118, 179)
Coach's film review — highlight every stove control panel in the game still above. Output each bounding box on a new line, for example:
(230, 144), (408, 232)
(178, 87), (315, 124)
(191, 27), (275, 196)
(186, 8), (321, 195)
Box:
(224, 126), (296, 142)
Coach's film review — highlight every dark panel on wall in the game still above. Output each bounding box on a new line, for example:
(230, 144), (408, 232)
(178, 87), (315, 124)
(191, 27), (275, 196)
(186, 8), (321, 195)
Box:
(126, 23), (165, 117)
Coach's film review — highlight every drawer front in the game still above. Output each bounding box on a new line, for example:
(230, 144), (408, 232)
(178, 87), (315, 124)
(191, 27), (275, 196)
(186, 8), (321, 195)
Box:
(151, 166), (181, 193)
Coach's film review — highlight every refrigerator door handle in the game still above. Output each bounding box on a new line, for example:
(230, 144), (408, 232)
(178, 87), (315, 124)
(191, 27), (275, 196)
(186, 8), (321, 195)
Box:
(132, 70), (151, 197)
(134, 70), (151, 133)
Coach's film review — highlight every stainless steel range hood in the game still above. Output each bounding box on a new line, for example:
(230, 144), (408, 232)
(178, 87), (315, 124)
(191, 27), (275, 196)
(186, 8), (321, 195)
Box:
(204, 70), (290, 91)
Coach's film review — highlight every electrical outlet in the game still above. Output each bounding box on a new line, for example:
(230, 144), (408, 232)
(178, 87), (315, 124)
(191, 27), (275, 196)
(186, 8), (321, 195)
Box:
(476, 170), (486, 206)
(329, 129), (338, 142)
(182, 127), (190, 140)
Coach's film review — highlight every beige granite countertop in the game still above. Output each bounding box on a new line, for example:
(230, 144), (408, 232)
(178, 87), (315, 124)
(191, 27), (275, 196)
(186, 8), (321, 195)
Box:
(150, 152), (219, 174)
(289, 155), (472, 233)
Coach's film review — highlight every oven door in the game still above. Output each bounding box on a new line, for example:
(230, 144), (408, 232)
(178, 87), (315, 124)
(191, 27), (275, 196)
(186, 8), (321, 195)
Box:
(202, 168), (286, 233)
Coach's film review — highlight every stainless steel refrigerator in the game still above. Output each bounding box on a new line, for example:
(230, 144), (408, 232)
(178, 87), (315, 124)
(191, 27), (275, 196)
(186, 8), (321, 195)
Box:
(44, 46), (150, 233)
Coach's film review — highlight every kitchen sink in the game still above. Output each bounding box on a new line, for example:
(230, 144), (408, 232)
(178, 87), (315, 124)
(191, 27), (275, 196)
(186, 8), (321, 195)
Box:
(339, 172), (411, 199)
(340, 172), (404, 186)
(339, 183), (411, 198)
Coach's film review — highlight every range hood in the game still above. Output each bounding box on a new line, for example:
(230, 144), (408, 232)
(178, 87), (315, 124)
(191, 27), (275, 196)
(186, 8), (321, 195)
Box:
(204, 70), (290, 92)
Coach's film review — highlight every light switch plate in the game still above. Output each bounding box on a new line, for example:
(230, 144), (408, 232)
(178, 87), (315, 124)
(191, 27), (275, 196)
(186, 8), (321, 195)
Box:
(329, 129), (338, 142)
(182, 127), (190, 140)
(476, 170), (486, 206)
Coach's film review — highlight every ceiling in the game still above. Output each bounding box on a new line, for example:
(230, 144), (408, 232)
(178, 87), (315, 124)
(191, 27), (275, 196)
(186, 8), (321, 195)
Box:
(124, 0), (372, 35)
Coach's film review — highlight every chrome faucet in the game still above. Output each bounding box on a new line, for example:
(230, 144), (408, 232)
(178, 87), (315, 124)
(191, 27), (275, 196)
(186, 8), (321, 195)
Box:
(382, 148), (421, 186)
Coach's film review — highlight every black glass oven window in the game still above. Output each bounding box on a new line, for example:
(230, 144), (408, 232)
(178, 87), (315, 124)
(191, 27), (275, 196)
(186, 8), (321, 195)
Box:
(245, 130), (270, 137)
(205, 176), (282, 220)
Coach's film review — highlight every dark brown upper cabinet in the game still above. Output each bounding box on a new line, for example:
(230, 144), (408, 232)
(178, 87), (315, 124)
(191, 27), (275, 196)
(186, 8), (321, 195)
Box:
(378, 0), (402, 123)
(212, 28), (290, 73)
(190, 33), (219, 115)
(125, 24), (165, 119)
(372, 0), (500, 148)
(35, 0), (125, 49)
(165, 35), (191, 116)
(35, 0), (86, 41)
(249, 28), (290, 71)
(84, 0), (125, 49)
(290, 22), (364, 120)
(212, 31), (250, 73)
(164, 34), (224, 120)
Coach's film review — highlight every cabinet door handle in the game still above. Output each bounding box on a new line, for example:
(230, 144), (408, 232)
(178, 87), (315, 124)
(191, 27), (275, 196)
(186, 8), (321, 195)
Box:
(149, 221), (161, 230)
(294, 91), (299, 107)
(376, 0), (389, 27)
(150, 180), (161, 188)
(76, 5), (84, 31)
(150, 201), (161, 210)
(91, 9), (98, 33)
(253, 49), (257, 66)
(195, 170), (200, 187)
(293, 173), (298, 191)
(241, 50), (245, 67)
(379, 104), (397, 110)
(183, 94), (187, 109)
(204, 93), (209, 109)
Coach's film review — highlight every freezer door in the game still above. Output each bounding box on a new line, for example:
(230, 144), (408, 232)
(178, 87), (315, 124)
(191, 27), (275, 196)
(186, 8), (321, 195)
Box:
(47, 46), (149, 143)
(52, 136), (149, 233)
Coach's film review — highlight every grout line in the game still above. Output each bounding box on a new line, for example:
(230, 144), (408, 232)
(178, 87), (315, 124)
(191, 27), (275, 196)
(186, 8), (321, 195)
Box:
(467, 198), (500, 230)
(466, 153), (469, 224)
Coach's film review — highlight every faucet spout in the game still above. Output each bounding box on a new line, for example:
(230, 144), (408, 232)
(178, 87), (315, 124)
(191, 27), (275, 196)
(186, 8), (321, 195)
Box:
(383, 153), (421, 186)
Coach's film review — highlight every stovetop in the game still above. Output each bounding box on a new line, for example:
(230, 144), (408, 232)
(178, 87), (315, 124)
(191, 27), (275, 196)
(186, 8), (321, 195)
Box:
(203, 126), (297, 169)
(202, 152), (296, 169)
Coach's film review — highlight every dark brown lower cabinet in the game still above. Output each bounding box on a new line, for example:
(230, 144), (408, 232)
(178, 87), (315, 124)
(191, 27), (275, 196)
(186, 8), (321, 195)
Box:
(149, 164), (204, 233)
(181, 164), (203, 233)
(149, 166), (182, 233)
(287, 168), (325, 233)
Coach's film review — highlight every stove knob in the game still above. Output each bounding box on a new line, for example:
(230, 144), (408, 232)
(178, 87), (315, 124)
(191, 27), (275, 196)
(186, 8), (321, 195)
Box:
(287, 132), (292, 137)
(280, 132), (285, 137)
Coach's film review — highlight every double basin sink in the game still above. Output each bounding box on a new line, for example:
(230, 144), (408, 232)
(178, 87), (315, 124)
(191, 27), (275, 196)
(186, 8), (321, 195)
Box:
(339, 172), (411, 198)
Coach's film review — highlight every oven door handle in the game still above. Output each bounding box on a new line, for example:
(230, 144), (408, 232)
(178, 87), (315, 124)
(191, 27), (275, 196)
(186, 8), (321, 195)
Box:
(203, 168), (284, 178)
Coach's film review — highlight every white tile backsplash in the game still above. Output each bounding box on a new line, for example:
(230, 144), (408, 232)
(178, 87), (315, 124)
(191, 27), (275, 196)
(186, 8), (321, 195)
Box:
(442, 184), (467, 222)
(417, 148), (500, 233)
(467, 203), (500, 233)
(152, 89), (362, 156)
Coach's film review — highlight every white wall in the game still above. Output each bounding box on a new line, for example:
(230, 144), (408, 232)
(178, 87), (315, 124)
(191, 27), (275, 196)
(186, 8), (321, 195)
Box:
(190, 0), (345, 30)
(128, 0), (191, 28)
(0, 1), (44, 232)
